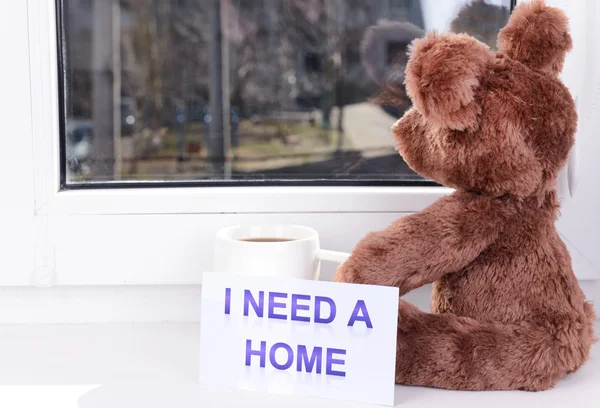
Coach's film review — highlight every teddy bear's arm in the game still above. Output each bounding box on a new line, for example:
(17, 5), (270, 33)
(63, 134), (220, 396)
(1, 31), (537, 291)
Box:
(335, 193), (500, 295)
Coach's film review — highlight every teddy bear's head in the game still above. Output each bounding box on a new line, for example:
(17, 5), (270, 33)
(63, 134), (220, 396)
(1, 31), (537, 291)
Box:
(392, 0), (576, 197)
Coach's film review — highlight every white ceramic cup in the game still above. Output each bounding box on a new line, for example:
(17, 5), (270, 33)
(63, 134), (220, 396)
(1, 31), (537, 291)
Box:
(214, 225), (350, 280)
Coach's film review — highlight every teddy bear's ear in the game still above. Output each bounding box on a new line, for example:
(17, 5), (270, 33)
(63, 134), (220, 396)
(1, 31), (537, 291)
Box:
(405, 32), (492, 131)
(497, 0), (572, 75)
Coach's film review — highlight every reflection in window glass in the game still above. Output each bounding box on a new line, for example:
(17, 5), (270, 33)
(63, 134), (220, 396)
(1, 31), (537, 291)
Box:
(62, 0), (511, 184)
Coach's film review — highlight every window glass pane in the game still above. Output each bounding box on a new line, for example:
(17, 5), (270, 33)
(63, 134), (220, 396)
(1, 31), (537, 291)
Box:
(61, 0), (511, 185)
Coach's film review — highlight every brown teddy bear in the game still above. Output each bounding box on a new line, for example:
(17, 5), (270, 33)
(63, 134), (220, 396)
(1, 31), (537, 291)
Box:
(335, 0), (596, 391)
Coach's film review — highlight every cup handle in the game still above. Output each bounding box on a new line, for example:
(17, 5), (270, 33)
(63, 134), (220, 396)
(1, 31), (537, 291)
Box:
(317, 249), (350, 264)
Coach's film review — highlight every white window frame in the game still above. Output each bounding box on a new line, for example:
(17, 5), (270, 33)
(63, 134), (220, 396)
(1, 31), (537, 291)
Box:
(15, 0), (599, 288)
(30, 0), (447, 217)
(24, 0), (450, 287)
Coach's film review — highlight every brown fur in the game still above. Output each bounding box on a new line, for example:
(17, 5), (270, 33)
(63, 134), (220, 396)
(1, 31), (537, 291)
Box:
(335, 0), (595, 391)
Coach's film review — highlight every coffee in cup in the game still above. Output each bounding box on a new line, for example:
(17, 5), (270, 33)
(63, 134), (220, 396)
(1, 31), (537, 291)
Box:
(239, 237), (296, 243)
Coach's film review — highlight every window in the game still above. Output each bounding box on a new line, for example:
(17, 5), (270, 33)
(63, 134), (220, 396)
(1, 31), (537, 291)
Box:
(11, 0), (598, 289)
(15, 0), (543, 288)
(60, 0), (512, 187)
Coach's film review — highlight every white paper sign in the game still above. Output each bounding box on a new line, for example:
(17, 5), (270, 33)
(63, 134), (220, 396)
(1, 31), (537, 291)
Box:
(199, 272), (399, 406)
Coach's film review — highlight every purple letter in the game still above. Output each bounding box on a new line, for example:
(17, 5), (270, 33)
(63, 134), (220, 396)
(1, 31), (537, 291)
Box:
(269, 342), (294, 370)
(314, 296), (336, 324)
(245, 339), (266, 367)
(244, 290), (264, 317)
(326, 348), (346, 377)
(347, 300), (373, 328)
(291, 294), (311, 322)
(224, 288), (231, 315)
(296, 345), (322, 373)
(268, 292), (287, 320)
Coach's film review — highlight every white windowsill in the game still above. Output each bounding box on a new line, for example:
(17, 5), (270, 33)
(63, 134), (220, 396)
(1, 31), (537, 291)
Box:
(0, 322), (598, 408)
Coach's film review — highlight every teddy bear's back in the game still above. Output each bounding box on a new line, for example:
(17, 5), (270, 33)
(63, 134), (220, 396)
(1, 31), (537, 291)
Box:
(430, 191), (592, 328)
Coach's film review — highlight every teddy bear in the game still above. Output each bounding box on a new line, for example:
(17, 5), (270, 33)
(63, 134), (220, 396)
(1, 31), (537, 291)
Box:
(335, 0), (596, 391)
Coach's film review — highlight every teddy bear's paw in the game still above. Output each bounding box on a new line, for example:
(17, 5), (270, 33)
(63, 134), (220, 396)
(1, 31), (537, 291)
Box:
(396, 300), (424, 332)
(333, 261), (364, 285)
